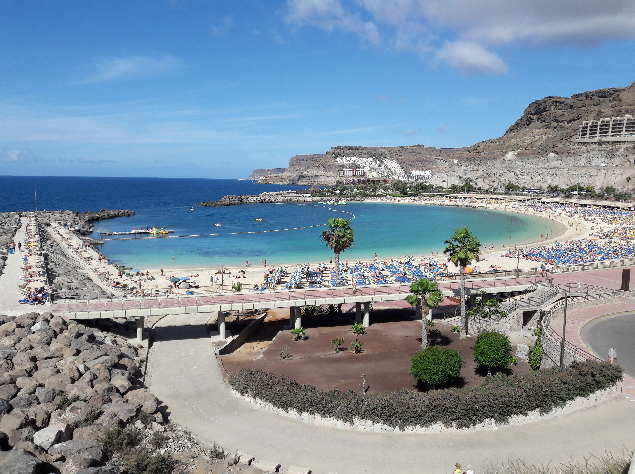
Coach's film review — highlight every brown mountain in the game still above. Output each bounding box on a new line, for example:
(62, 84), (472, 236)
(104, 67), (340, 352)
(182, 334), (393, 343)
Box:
(251, 82), (635, 191)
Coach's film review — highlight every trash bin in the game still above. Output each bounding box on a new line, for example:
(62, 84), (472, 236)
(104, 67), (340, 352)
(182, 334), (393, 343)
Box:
(9, 248), (13, 254)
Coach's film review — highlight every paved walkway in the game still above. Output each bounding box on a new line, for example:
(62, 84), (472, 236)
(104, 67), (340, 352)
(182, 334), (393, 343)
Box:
(0, 219), (49, 316)
(148, 312), (635, 474)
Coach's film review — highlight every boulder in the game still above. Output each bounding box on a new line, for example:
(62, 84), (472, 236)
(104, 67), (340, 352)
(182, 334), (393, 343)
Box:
(124, 389), (158, 414)
(0, 448), (45, 474)
(110, 376), (131, 395)
(35, 387), (58, 404)
(49, 439), (103, 466)
(33, 423), (69, 450)
(0, 348), (17, 360)
(0, 322), (17, 337)
(0, 384), (19, 401)
(101, 402), (137, 423)
(72, 424), (108, 443)
(15, 377), (38, 393)
(44, 373), (72, 392)
(32, 367), (60, 386)
(516, 343), (530, 361)
(12, 352), (36, 367)
(0, 399), (11, 416)
(85, 356), (116, 371)
(28, 404), (54, 429)
(0, 359), (13, 372)
(30, 320), (49, 333)
(76, 466), (120, 474)
(9, 393), (38, 409)
(0, 412), (27, 433)
(0, 431), (9, 450)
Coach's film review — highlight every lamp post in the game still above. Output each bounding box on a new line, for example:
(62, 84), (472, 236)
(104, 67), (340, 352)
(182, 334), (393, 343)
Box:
(559, 290), (568, 367)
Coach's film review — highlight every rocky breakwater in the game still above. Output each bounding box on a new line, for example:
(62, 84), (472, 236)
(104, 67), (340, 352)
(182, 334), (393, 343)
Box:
(0, 213), (20, 278)
(0, 311), (161, 473)
(36, 210), (135, 236)
(197, 190), (320, 207)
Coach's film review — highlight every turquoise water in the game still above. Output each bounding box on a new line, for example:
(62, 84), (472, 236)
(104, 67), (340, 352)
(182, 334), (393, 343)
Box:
(95, 202), (560, 269)
(0, 176), (561, 269)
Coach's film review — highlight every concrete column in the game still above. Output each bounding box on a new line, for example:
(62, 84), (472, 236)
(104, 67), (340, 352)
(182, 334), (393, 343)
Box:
(415, 302), (422, 320)
(289, 307), (296, 328)
(136, 317), (144, 342)
(218, 311), (226, 339)
(363, 302), (370, 327)
(294, 306), (302, 329)
(355, 302), (362, 323)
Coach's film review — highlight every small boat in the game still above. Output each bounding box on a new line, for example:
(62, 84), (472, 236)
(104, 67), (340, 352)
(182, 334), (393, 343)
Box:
(215, 223), (222, 227)
(255, 218), (263, 222)
(190, 207), (194, 211)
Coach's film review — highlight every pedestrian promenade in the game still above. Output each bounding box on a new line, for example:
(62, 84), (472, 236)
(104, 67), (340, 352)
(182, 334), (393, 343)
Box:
(148, 312), (635, 474)
(0, 219), (48, 316)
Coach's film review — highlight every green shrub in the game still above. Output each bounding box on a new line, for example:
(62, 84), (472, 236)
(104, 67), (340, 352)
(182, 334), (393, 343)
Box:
(229, 361), (621, 430)
(231, 281), (242, 292)
(528, 327), (543, 371)
(331, 337), (345, 353)
(291, 327), (307, 340)
(350, 339), (363, 353)
(123, 448), (176, 474)
(101, 426), (142, 454)
(350, 323), (366, 335)
(410, 347), (463, 388)
(56, 393), (80, 411)
(473, 331), (514, 375)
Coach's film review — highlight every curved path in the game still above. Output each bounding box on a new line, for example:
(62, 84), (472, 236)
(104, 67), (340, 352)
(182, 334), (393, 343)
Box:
(581, 313), (635, 377)
(148, 312), (635, 474)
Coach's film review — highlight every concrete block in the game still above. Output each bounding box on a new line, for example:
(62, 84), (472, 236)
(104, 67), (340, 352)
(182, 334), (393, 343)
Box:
(171, 306), (186, 314)
(197, 305), (213, 313)
(112, 310), (126, 318)
(184, 306), (198, 314)
(87, 311), (102, 319)
(287, 466), (312, 474)
(138, 309), (151, 317)
(100, 311), (115, 319)
(150, 308), (163, 316)
(230, 303), (245, 311)
(236, 451), (254, 465)
(252, 460), (280, 472)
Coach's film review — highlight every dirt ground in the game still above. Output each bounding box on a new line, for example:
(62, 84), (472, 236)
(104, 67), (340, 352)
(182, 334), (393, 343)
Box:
(221, 306), (532, 394)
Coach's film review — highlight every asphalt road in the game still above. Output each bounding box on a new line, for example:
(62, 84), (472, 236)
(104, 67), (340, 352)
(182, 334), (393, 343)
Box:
(580, 313), (635, 377)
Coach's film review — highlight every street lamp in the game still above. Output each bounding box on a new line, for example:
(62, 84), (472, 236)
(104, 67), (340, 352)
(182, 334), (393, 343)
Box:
(559, 290), (568, 367)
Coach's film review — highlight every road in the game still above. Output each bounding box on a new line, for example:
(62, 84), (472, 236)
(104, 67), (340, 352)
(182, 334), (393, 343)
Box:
(581, 313), (635, 377)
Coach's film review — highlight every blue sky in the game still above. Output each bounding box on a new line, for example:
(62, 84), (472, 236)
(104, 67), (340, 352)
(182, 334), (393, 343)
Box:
(2, 0), (635, 178)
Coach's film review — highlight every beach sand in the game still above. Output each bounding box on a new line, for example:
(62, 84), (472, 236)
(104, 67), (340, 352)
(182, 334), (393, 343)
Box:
(46, 196), (597, 297)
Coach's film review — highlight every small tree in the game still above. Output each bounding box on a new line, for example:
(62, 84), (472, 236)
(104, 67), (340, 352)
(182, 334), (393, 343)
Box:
(320, 218), (354, 286)
(331, 337), (344, 353)
(473, 331), (514, 375)
(409, 347), (463, 389)
(406, 278), (443, 348)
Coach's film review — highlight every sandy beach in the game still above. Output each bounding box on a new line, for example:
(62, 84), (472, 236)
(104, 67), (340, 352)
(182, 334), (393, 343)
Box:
(35, 195), (602, 299)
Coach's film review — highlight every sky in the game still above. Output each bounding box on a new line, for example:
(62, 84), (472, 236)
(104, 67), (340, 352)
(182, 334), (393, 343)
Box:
(2, 1), (635, 178)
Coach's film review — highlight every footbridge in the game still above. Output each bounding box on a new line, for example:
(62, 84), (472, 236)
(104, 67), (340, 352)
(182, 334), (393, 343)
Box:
(50, 276), (537, 340)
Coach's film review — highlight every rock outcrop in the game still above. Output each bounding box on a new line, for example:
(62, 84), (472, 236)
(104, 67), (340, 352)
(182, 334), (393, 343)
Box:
(254, 82), (635, 190)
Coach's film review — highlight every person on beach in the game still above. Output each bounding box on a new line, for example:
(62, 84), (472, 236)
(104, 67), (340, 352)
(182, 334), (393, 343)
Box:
(17, 242), (21, 251)
(246, 260), (249, 267)
(454, 463), (463, 474)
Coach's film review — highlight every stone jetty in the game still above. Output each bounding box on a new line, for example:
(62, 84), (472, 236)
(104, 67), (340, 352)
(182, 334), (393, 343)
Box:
(0, 213), (20, 279)
(197, 191), (323, 207)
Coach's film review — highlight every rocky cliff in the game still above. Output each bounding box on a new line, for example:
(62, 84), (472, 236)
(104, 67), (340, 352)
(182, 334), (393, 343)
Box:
(254, 82), (635, 191)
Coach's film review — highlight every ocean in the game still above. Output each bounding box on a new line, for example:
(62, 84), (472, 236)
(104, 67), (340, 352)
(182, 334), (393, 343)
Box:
(0, 176), (560, 269)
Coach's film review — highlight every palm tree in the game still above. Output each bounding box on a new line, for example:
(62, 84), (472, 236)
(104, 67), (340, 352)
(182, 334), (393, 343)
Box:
(406, 278), (443, 348)
(320, 218), (354, 286)
(443, 227), (481, 335)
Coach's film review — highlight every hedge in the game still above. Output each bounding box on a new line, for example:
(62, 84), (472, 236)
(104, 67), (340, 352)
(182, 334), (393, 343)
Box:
(229, 361), (622, 430)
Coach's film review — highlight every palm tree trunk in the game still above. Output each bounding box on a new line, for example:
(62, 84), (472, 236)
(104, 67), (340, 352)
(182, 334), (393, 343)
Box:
(334, 252), (340, 287)
(460, 265), (467, 335)
(421, 303), (429, 349)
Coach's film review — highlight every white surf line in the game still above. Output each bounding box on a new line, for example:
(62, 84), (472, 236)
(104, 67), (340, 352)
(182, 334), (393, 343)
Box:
(102, 204), (356, 242)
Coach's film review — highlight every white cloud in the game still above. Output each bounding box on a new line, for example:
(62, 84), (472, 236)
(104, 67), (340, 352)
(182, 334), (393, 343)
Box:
(80, 55), (182, 83)
(402, 127), (420, 136)
(435, 41), (508, 76)
(286, 0), (381, 45)
(285, 0), (635, 75)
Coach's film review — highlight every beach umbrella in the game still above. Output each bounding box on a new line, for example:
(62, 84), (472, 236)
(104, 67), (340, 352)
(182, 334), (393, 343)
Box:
(131, 269), (140, 273)
(180, 276), (190, 280)
(169, 277), (180, 283)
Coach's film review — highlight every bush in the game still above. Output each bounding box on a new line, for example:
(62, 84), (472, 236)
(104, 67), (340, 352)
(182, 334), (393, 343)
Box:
(123, 448), (176, 474)
(291, 327), (307, 340)
(350, 323), (366, 335)
(409, 347), (463, 388)
(473, 331), (514, 375)
(528, 327), (543, 371)
(229, 361), (621, 430)
(331, 337), (344, 353)
(350, 339), (363, 353)
(101, 426), (142, 454)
